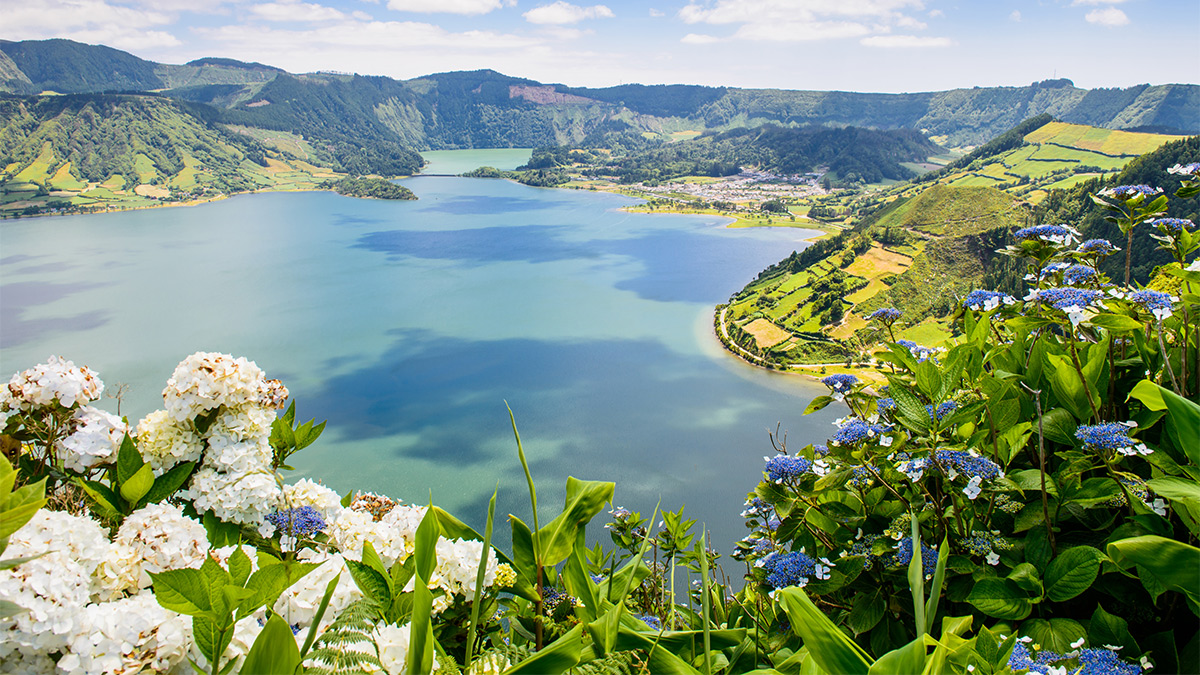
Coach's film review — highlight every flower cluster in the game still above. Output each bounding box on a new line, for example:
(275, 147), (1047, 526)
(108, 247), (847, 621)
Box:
(265, 506), (328, 539)
(96, 503), (209, 599)
(1076, 238), (1120, 256)
(58, 406), (129, 473)
(1061, 264), (1099, 286)
(868, 307), (901, 322)
(831, 418), (888, 446)
(1126, 289), (1175, 320)
(1098, 185), (1162, 202)
(161, 352), (288, 423)
(1077, 646), (1144, 675)
(1014, 224), (1079, 245)
(1075, 422), (1150, 456)
(962, 530), (1012, 566)
(892, 536), (937, 579)
(821, 373), (858, 399)
(925, 401), (957, 421)
(845, 533), (882, 570)
(896, 339), (938, 363)
(963, 290), (1016, 311)
(876, 397), (896, 415)
(1008, 642), (1069, 675)
(1026, 287), (1107, 326)
(760, 551), (818, 590)
(932, 449), (1003, 481)
(2, 355), (104, 412)
(1146, 217), (1192, 234)
(764, 454), (813, 483)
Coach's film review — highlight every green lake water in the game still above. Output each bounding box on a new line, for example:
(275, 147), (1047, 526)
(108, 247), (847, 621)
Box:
(0, 150), (841, 554)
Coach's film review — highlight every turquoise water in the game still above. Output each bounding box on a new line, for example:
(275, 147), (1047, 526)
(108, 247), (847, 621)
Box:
(420, 148), (533, 174)
(0, 152), (840, 554)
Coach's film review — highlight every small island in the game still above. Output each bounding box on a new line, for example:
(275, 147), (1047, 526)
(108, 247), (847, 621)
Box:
(321, 176), (417, 200)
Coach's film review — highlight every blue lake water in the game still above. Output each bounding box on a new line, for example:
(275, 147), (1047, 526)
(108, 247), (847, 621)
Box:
(0, 151), (841, 556)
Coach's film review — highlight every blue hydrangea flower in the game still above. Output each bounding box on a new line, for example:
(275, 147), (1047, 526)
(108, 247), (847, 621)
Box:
(765, 454), (813, 482)
(1077, 239), (1120, 256)
(932, 449), (1002, 480)
(813, 444), (829, 457)
(1146, 217), (1193, 234)
(925, 401), (957, 421)
(1076, 422), (1150, 456)
(1026, 287), (1107, 325)
(741, 497), (772, 519)
(265, 506), (327, 538)
(634, 613), (662, 631)
(964, 290), (1015, 311)
(1062, 264), (1099, 286)
(896, 339), (938, 363)
(868, 307), (902, 322)
(1169, 162), (1200, 178)
(847, 534), (882, 570)
(1032, 262), (1071, 281)
(831, 418), (887, 446)
(876, 397), (896, 415)
(848, 465), (876, 489)
(821, 373), (858, 399)
(761, 551), (816, 589)
(893, 537), (938, 578)
(1014, 224), (1079, 245)
(1077, 647), (1143, 675)
(1126, 289), (1175, 320)
(1098, 184), (1162, 201)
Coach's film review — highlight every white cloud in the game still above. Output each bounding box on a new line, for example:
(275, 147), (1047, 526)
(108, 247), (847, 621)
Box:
(251, 2), (348, 22)
(386, 0), (510, 15)
(1072, 0), (1128, 5)
(678, 0), (929, 43)
(861, 34), (953, 47)
(1009, 10), (1021, 22)
(928, 9), (943, 18)
(649, 8), (664, 17)
(681, 33), (722, 44)
(5, 0), (182, 50)
(1085, 7), (1129, 26)
(524, 2), (614, 25)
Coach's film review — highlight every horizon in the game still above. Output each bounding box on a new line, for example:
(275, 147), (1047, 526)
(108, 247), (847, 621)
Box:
(5, 1), (1199, 94)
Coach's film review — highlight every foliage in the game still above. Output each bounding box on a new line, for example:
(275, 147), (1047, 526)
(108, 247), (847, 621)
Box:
(320, 176), (417, 200)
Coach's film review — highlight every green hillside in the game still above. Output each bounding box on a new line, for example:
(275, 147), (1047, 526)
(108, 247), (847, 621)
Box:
(0, 94), (340, 216)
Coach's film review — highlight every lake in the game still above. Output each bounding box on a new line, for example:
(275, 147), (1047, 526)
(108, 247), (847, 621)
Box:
(0, 149), (841, 557)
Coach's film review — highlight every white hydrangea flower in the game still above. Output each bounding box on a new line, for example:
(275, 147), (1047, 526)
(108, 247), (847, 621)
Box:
(96, 502), (209, 597)
(329, 509), (408, 566)
(465, 652), (511, 675)
(135, 409), (205, 474)
(274, 550), (364, 636)
(0, 511), (109, 658)
(375, 622), (441, 675)
(432, 538), (498, 602)
(3, 356), (104, 411)
(162, 352), (287, 423)
(205, 404), (277, 443)
(283, 479), (345, 522)
(58, 405), (129, 473)
(183, 467), (280, 534)
(963, 476), (984, 500)
(57, 592), (191, 675)
(202, 436), (272, 474)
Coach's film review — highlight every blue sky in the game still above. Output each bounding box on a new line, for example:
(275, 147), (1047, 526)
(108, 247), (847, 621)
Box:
(6, 0), (1199, 92)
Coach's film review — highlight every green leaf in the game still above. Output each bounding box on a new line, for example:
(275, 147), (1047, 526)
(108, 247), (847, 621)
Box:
(360, 540), (393, 595)
(505, 625), (585, 674)
(804, 395), (835, 415)
(1127, 380), (1165, 411)
(241, 613), (301, 675)
(778, 587), (873, 675)
(907, 516), (926, 636)
(115, 432), (144, 485)
(1087, 314), (1144, 332)
(228, 546), (252, 588)
(244, 562), (320, 616)
(923, 538), (949, 635)
(414, 504), (441, 583)
(0, 598), (28, 620)
(465, 487), (499, 669)
(1089, 605), (1139, 654)
(1146, 477), (1200, 508)
(75, 478), (120, 522)
(1022, 618), (1086, 654)
(150, 568), (212, 615)
(346, 557), (392, 608)
(868, 635), (926, 675)
(193, 615), (230, 674)
(119, 463), (155, 505)
(1043, 352), (1093, 422)
(140, 461), (195, 507)
(300, 572), (340, 658)
(1039, 407), (1078, 446)
(965, 578), (1032, 620)
(1009, 469), (1058, 497)
(0, 552), (47, 571)
(535, 476), (616, 567)
(1025, 526), (1052, 572)
(1159, 385), (1200, 465)
(888, 376), (930, 432)
(1107, 535), (1200, 603)
(1007, 563), (1043, 596)
(1044, 546), (1103, 602)
(915, 360), (941, 401)
(847, 590), (885, 634)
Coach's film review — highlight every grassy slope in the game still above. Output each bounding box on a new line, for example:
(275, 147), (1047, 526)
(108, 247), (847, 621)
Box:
(0, 94), (340, 216)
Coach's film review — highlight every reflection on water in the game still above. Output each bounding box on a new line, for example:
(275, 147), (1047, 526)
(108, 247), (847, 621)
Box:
(0, 158), (837, 552)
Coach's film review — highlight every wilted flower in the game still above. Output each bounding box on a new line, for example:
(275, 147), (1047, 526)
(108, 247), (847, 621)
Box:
(4, 355), (104, 411)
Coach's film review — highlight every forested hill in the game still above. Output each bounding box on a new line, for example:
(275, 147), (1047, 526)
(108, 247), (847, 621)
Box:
(1, 39), (1197, 152)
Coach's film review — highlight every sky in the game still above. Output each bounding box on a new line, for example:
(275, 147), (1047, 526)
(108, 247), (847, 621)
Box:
(5, 0), (1199, 93)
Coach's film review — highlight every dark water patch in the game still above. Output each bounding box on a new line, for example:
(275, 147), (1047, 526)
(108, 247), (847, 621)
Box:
(357, 225), (599, 265)
(0, 281), (109, 349)
(1, 254), (43, 265)
(420, 194), (558, 215)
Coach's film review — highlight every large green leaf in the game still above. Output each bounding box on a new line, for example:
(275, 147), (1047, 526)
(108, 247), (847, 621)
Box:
(119, 463), (155, 505)
(868, 635), (926, 675)
(1159, 385), (1200, 465)
(888, 375), (931, 432)
(407, 509), (440, 675)
(1022, 619), (1086, 654)
(139, 461), (195, 508)
(1106, 535), (1200, 604)
(240, 613), (301, 675)
(777, 587), (872, 675)
(504, 624), (584, 674)
(150, 568), (212, 615)
(115, 432), (145, 485)
(1088, 313), (1144, 332)
(965, 578), (1032, 620)
(1089, 605), (1139, 654)
(1042, 352), (1094, 422)
(1145, 477), (1200, 506)
(345, 558), (392, 608)
(1039, 407), (1078, 446)
(1044, 546), (1103, 602)
(535, 477), (615, 567)
(1127, 380), (1167, 411)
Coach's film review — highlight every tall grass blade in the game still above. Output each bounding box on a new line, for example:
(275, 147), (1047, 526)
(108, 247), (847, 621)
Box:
(300, 571), (341, 658)
(699, 527), (712, 675)
(464, 484), (498, 669)
(908, 514), (925, 636)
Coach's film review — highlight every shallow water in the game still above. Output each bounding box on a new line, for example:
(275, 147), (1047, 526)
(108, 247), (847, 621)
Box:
(0, 150), (841, 554)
